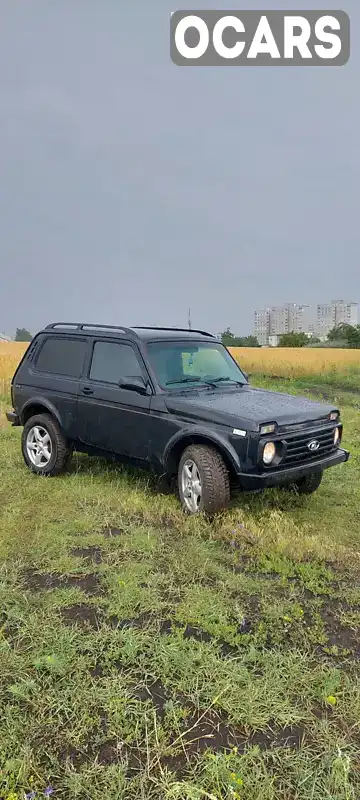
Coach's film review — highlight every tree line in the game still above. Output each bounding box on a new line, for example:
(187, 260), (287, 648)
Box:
(220, 324), (360, 348)
(14, 328), (32, 341)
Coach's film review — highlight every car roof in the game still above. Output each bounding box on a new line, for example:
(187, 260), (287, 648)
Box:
(42, 323), (218, 343)
(132, 327), (216, 342)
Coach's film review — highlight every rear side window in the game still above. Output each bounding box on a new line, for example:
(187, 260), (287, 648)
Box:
(89, 341), (143, 384)
(35, 337), (87, 378)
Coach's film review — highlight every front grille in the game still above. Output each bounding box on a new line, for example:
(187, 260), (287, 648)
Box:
(282, 425), (336, 466)
(277, 416), (334, 434)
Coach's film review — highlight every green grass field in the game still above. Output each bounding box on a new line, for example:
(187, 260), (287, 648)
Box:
(0, 378), (359, 800)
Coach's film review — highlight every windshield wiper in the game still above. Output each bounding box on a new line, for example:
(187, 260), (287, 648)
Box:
(206, 377), (244, 387)
(166, 376), (244, 388)
(166, 376), (204, 386)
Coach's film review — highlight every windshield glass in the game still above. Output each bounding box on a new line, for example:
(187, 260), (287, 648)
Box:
(146, 340), (247, 389)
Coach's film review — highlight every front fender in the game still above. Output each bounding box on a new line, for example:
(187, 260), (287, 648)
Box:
(163, 426), (243, 474)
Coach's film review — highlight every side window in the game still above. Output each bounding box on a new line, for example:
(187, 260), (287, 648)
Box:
(35, 337), (87, 378)
(89, 341), (143, 385)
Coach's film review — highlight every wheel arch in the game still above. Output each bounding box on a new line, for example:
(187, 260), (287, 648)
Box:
(21, 398), (62, 427)
(164, 431), (241, 481)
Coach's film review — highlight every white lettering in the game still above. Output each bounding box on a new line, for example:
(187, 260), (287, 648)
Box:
(315, 15), (342, 59)
(247, 16), (281, 59)
(284, 16), (312, 58)
(213, 15), (245, 59)
(174, 15), (209, 59)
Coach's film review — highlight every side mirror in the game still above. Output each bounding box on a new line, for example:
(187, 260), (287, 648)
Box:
(243, 372), (249, 381)
(118, 376), (151, 395)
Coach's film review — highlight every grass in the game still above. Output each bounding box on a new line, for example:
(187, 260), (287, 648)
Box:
(0, 374), (360, 800)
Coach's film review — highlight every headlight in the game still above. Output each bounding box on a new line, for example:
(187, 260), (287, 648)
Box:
(330, 412), (339, 422)
(263, 441), (276, 464)
(334, 427), (341, 446)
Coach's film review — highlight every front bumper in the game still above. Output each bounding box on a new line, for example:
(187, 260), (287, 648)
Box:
(6, 411), (20, 426)
(237, 448), (350, 490)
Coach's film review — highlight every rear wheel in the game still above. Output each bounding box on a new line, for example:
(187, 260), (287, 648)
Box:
(178, 444), (230, 515)
(21, 413), (72, 476)
(290, 471), (323, 495)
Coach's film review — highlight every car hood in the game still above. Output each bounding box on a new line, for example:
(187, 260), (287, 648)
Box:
(164, 385), (336, 431)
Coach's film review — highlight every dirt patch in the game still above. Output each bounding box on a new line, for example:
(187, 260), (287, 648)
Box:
(60, 710), (304, 779)
(133, 679), (169, 719)
(160, 753), (188, 777)
(89, 662), (105, 679)
(99, 742), (146, 775)
(183, 625), (213, 645)
(179, 712), (239, 754)
(96, 740), (119, 765)
(60, 745), (88, 768)
(159, 618), (173, 635)
(180, 623), (241, 657)
(172, 710), (304, 758)
(109, 612), (173, 635)
(61, 738), (145, 774)
(102, 527), (124, 538)
(23, 569), (102, 596)
(321, 607), (360, 656)
(60, 604), (101, 629)
(71, 546), (103, 564)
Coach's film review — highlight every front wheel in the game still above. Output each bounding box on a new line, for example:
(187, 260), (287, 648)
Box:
(290, 471), (323, 495)
(178, 444), (230, 515)
(21, 413), (72, 476)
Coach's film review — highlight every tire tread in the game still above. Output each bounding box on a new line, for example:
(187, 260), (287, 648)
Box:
(21, 413), (72, 476)
(178, 444), (230, 514)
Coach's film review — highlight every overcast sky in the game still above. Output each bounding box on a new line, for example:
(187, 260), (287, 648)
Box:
(0, 0), (358, 338)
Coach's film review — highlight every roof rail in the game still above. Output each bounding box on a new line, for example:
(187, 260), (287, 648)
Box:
(45, 323), (216, 339)
(133, 326), (215, 338)
(45, 322), (138, 337)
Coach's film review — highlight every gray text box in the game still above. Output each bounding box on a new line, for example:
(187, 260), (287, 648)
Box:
(170, 10), (350, 66)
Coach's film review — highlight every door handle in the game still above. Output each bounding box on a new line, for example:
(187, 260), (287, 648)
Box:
(82, 386), (94, 395)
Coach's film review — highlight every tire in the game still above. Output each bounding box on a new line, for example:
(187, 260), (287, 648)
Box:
(291, 471), (323, 495)
(21, 413), (72, 476)
(177, 444), (230, 515)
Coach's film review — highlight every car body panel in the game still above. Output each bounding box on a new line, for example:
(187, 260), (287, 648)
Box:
(164, 385), (336, 430)
(6, 323), (349, 492)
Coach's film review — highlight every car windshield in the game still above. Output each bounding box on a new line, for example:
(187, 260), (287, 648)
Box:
(146, 340), (247, 390)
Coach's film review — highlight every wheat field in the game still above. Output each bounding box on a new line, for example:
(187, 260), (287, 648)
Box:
(0, 342), (28, 389)
(230, 346), (360, 380)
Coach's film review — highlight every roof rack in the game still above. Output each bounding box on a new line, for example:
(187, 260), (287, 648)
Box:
(45, 322), (137, 336)
(45, 323), (216, 338)
(133, 326), (215, 338)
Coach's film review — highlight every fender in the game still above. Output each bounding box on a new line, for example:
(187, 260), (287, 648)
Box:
(163, 425), (243, 475)
(21, 395), (62, 427)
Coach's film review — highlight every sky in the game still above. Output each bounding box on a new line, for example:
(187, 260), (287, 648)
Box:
(0, 0), (358, 338)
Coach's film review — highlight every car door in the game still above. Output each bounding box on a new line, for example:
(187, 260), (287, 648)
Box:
(77, 338), (152, 462)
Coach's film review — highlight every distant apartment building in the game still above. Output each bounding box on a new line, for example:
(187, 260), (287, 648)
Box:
(254, 308), (271, 346)
(254, 303), (315, 345)
(269, 305), (288, 336)
(254, 300), (358, 345)
(316, 300), (358, 337)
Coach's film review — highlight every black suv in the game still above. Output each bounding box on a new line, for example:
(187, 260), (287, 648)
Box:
(6, 323), (349, 515)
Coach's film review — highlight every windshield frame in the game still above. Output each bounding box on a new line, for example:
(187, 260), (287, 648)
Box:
(145, 338), (248, 392)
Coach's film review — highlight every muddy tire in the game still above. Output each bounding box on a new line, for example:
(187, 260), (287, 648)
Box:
(291, 471), (323, 495)
(178, 444), (230, 515)
(21, 413), (72, 476)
